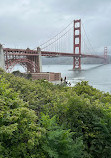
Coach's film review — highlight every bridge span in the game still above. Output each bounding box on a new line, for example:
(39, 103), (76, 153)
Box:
(0, 19), (108, 73)
(2, 47), (107, 73)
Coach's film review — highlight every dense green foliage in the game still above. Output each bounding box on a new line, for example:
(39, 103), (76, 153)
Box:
(1, 68), (111, 157)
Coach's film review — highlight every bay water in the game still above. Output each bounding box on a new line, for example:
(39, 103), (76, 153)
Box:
(42, 64), (111, 93)
(12, 64), (111, 93)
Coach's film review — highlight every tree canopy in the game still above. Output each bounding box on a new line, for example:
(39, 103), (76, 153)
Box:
(0, 68), (111, 157)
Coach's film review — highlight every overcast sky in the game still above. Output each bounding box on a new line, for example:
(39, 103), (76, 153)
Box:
(0, 0), (111, 53)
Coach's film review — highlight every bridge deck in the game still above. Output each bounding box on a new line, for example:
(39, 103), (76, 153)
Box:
(3, 48), (105, 59)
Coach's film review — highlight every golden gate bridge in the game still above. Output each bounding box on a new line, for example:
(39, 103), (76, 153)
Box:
(1, 19), (108, 73)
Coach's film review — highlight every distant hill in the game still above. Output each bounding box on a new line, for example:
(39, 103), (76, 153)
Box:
(42, 56), (111, 65)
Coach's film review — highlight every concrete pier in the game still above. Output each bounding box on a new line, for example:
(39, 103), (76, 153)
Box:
(37, 47), (42, 72)
(0, 44), (5, 70)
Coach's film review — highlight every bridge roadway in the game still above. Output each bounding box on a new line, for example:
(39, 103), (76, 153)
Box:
(3, 48), (105, 60)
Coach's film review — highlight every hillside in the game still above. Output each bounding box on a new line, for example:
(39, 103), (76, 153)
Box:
(0, 68), (111, 157)
(42, 56), (111, 65)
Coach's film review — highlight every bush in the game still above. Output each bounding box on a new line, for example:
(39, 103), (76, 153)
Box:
(1, 70), (111, 157)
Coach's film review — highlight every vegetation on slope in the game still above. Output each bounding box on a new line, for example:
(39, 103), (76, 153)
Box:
(0, 68), (111, 158)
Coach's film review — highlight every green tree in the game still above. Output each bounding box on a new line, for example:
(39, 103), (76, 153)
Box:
(1, 69), (111, 157)
(40, 114), (83, 158)
(0, 77), (44, 158)
(65, 83), (111, 158)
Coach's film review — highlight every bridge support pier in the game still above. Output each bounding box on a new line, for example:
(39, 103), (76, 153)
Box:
(37, 47), (42, 72)
(0, 44), (5, 71)
(73, 56), (81, 70)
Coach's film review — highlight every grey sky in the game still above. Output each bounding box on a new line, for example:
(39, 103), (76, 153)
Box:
(0, 0), (111, 53)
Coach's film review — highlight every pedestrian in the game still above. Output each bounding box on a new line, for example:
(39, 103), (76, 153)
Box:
(64, 76), (66, 81)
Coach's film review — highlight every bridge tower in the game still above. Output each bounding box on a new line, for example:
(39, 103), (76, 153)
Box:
(104, 46), (107, 64)
(73, 19), (81, 70)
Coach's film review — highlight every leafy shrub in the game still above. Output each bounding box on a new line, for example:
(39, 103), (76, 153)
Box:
(1, 70), (111, 157)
